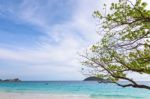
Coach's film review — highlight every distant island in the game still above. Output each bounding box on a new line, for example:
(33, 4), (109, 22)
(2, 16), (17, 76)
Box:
(84, 76), (111, 83)
(0, 78), (21, 82)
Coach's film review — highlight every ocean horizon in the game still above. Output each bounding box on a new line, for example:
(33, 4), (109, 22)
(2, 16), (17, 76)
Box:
(0, 81), (150, 99)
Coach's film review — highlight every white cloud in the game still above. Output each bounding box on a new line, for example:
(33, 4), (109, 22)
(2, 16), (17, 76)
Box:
(0, 0), (103, 80)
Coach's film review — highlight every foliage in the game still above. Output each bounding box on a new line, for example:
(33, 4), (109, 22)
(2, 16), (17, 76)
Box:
(82, 0), (150, 89)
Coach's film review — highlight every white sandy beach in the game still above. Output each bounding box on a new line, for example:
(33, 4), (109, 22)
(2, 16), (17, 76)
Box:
(0, 93), (91, 99)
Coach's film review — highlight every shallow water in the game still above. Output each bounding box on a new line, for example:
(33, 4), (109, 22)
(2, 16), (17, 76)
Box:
(0, 81), (150, 99)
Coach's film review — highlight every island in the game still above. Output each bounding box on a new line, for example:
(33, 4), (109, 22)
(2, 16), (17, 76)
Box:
(0, 78), (21, 82)
(84, 76), (111, 83)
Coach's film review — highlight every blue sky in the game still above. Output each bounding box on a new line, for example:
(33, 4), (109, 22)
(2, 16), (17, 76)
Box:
(0, 0), (104, 81)
(0, 0), (149, 81)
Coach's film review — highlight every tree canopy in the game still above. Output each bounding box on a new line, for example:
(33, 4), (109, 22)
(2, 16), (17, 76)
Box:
(81, 0), (150, 89)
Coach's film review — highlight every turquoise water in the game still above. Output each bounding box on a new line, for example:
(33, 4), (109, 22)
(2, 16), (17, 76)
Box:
(0, 81), (150, 99)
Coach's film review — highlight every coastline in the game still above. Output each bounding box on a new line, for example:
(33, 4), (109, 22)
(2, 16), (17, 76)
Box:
(0, 92), (91, 99)
(0, 81), (149, 99)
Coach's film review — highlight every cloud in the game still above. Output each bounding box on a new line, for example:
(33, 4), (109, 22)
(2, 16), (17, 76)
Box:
(0, 0), (103, 80)
(0, 0), (103, 63)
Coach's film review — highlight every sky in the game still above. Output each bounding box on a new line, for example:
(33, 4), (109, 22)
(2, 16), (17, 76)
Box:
(0, 0), (104, 81)
(0, 0), (149, 81)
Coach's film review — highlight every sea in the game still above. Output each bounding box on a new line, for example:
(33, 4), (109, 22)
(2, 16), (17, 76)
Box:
(0, 81), (150, 99)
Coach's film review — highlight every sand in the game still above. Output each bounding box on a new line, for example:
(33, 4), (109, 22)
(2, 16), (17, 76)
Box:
(0, 93), (91, 99)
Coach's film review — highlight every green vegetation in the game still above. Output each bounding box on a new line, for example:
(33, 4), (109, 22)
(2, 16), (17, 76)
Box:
(81, 0), (150, 89)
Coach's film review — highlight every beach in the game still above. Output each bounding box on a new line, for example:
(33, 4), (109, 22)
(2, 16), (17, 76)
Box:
(0, 81), (150, 99)
(0, 93), (90, 99)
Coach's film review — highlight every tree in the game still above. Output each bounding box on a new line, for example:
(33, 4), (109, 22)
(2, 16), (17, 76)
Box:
(81, 0), (150, 89)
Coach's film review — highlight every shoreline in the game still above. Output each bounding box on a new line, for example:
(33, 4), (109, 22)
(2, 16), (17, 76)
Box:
(0, 92), (91, 99)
